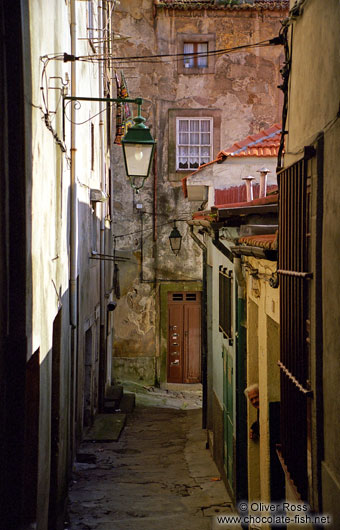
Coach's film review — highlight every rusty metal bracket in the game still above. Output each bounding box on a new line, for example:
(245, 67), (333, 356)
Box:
(63, 95), (143, 140)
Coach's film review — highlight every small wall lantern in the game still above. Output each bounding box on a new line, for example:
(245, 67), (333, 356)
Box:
(169, 222), (182, 256)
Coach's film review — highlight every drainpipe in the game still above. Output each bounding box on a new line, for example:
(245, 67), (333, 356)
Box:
(234, 253), (248, 503)
(98, 0), (107, 410)
(70, 0), (78, 455)
(70, 0), (78, 329)
(242, 175), (254, 202)
(189, 226), (208, 429)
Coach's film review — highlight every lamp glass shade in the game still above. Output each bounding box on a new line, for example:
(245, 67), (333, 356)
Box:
(169, 225), (182, 256)
(123, 143), (154, 177)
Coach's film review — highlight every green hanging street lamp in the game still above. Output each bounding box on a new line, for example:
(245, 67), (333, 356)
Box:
(169, 221), (182, 256)
(121, 99), (156, 193)
(63, 95), (155, 193)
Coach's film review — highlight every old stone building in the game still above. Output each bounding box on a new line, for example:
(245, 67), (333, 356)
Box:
(276, 0), (340, 527)
(110, 0), (288, 387)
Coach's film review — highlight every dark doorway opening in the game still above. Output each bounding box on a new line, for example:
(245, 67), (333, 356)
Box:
(23, 349), (40, 526)
(48, 310), (62, 528)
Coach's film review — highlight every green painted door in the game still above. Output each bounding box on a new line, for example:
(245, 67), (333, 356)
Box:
(223, 347), (234, 491)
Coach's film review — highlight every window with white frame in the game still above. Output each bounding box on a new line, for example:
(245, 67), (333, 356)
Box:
(176, 117), (213, 170)
(168, 108), (221, 181)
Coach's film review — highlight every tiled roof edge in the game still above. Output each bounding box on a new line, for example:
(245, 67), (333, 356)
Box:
(229, 129), (281, 156)
(155, 1), (289, 11)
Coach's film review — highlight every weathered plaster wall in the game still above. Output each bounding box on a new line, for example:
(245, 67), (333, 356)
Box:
(285, 0), (340, 523)
(245, 257), (280, 508)
(29, 1), (110, 525)
(29, 2), (72, 525)
(110, 0), (286, 382)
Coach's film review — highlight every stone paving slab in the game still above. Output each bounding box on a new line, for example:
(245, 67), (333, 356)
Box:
(67, 390), (241, 530)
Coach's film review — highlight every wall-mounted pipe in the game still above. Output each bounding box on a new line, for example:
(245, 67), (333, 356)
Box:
(70, 0), (78, 328)
(98, 0), (105, 329)
(153, 147), (157, 242)
(69, 0), (78, 461)
(189, 226), (208, 429)
(98, 0), (108, 410)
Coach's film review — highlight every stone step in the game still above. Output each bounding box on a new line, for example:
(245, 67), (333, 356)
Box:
(103, 384), (135, 413)
(118, 392), (136, 413)
(103, 400), (117, 413)
(105, 384), (123, 402)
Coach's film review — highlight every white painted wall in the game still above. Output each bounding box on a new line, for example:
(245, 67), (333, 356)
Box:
(28, 1), (111, 526)
(187, 156), (278, 208)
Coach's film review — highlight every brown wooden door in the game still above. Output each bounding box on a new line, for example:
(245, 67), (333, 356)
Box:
(167, 292), (201, 383)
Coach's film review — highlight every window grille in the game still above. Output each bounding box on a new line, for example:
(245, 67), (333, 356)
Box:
(186, 293), (197, 301)
(277, 158), (311, 500)
(172, 293), (183, 301)
(176, 117), (212, 170)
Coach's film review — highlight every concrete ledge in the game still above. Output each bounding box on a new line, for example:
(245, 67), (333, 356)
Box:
(112, 356), (155, 385)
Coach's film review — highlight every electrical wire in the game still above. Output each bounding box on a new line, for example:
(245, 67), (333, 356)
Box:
(112, 217), (191, 239)
(107, 38), (278, 62)
(74, 40), (278, 66)
(45, 35), (283, 67)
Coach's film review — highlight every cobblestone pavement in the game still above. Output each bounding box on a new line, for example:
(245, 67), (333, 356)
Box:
(66, 386), (237, 530)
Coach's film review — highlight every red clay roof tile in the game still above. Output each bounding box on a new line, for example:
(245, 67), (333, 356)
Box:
(238, 232), (277, 250)
(221, 123), (281, 158)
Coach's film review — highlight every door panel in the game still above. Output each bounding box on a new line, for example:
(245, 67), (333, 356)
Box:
(167, 292), (201, 384)
(168, 303), (183, 383)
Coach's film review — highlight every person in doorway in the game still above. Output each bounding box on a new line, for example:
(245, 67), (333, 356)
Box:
(244, 383), (259, 440)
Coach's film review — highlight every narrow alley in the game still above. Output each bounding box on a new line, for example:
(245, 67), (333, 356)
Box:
(67, 386), (237, 530)
(3, 1), (340, 528)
